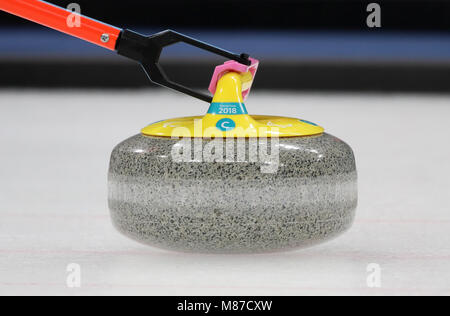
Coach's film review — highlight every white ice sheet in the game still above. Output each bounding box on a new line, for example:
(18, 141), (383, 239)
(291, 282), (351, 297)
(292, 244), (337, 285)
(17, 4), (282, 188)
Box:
(0, 90), (449, 296)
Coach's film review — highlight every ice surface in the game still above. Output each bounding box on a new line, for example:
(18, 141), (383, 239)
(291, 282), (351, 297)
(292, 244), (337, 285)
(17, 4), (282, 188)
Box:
(0, 90), (449, 295)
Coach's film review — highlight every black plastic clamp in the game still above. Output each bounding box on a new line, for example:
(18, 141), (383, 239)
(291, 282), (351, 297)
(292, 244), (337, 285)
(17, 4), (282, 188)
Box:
(116, 29), (251, 103)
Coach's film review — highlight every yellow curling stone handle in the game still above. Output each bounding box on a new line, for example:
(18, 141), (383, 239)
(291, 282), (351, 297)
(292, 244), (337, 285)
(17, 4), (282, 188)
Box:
(141, 71), (324, 138)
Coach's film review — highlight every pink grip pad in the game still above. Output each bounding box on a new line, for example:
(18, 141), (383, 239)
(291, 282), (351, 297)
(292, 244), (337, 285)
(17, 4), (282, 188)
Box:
(208, 57), (259, 100)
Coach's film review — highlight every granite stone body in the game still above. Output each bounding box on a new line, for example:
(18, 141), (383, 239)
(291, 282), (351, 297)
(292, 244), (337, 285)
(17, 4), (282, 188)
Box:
(108, 133), (357, 253)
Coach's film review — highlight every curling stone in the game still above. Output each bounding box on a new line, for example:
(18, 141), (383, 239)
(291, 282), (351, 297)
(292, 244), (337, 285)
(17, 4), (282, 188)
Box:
(108, 60), (357, 253)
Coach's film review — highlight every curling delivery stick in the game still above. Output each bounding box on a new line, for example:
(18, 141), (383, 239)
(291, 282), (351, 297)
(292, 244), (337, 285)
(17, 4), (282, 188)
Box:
(0, 0), (255, 102)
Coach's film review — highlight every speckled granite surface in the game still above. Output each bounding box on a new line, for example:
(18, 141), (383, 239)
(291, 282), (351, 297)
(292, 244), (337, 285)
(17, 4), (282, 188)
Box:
(108, 133), (357, 253)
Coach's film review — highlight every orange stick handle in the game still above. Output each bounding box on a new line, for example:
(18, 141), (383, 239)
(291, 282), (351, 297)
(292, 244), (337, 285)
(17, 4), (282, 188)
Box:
(0, 0), (122, 50)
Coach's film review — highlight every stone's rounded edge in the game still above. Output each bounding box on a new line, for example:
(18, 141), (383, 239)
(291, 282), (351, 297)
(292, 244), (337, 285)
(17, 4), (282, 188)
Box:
(110, 207), (356, 254)
(108, 133), (357, 179)
(107, 132), (357, 253)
